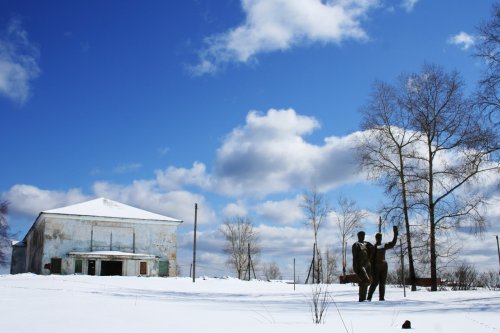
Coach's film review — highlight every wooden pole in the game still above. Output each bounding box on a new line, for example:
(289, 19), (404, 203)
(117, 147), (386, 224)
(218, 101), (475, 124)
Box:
(378, 216), (382, 233)
(192, 203), (198, 283)
(293, 258), (296, 291)
(496, 235), (500, 275)
(400, 238), (406, 297)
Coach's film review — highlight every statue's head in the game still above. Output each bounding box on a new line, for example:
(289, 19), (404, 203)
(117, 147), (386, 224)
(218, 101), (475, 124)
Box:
(357, 231), (365, 241)
(375, 233), (382, 243)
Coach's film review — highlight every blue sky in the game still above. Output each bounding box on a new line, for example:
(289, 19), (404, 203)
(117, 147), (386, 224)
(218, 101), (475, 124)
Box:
(1, 0), (498, 277)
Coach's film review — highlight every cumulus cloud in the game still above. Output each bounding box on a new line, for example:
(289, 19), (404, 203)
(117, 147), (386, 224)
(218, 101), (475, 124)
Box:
(401, 0), (419, 12)
(156, 162), (212, 190)
(222, 200), (248, 218)
(191, 0), (378, 75)
(255, 196), (305, 225)
(213, 108), (364, 196)
(2, 184), (89, 217)
(448, 31), (475, 50)
(93, 180), (216, 225)
(0, 19), (40, 104)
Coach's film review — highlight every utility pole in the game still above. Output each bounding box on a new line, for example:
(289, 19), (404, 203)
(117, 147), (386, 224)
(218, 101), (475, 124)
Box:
(293, 258), (296, 291)
(378, 216), (382, 233)
(192, 203), (198, 283)
(496, 235), (500, 275)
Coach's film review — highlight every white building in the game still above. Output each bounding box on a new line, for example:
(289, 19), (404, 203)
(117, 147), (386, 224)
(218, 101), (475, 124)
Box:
(11, 198), (183, 277)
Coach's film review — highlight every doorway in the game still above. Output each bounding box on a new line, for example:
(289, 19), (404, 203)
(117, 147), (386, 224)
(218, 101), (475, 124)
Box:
(100, 261), (123, 276)
(88, 260), (96, 275)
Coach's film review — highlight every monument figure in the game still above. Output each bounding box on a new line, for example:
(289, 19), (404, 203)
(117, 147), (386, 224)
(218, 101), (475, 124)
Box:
(367, 226), (398, 301)
(352, 231), (373, 302)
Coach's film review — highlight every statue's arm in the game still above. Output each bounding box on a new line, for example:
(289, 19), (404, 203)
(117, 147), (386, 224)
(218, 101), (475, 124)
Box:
(385, 226), (398, 249)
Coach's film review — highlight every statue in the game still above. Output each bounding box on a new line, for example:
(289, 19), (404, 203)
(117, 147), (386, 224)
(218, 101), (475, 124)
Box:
(367, 226), (398, 301)
(352, 231), (373, 302)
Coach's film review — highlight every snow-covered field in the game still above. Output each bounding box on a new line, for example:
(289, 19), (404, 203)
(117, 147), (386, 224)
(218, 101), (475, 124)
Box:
(1, 274), (499, 333)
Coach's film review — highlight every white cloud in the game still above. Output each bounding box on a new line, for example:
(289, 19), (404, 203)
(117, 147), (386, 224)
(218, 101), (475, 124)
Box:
(156, 162), (212, 191)
(213, 108), (365, 196)
(222, 201), (248, 218)
(448, 31), (475, 50)
(93, 180), (216, 225)
(112, 163), (143, 174)
(401, 0), (419, 12)
(1, 184), (89, 217)
(0, 19), (40, 104)
(255, 196), (305, 225)
(191, 0), (378, 75)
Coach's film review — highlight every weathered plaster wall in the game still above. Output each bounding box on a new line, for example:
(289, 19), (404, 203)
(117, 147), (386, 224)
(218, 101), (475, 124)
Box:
(26, 219), (45, 274)
(39, 216), (178, 276)
(10, 245), (26, 274)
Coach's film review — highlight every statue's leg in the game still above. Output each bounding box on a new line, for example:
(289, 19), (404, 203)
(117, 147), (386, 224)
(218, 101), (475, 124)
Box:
(367, 267), (379, 301)
(379, 262), (388, 300)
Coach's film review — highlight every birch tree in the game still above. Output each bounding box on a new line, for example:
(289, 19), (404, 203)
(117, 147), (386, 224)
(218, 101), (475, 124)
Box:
(333, 195), (365, 278)
(403, 64), (499, 291)
(359, 80), (421, 291)
(301, 188), (331, 283)
(220, 216), (260, 279)
(0, 201), (9, 267)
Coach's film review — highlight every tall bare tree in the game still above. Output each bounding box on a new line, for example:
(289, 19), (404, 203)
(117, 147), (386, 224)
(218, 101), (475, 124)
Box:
(301, 188), (331, 283)
(475, 3), (500, 125)
(333, 195), (365, 278)
(0, 201), (9, 267)
(323, 247), (338, 284)
(220, 216), (260, 279)
(403, 64), (499, 291)
(359, 80), (422, 291)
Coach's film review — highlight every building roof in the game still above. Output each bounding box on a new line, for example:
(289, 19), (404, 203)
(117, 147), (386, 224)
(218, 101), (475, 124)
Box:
(43, 198), (182, 223)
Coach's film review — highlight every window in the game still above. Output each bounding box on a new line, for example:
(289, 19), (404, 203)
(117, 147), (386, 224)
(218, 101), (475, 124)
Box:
(75, 259), (82, 274)
(51, 258), (62, 274)
(140, 262), (147, 275)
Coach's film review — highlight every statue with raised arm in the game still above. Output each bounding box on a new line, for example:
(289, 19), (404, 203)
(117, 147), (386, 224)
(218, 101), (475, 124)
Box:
(352, 231), (373, 302)
(367, 226), (398, 301)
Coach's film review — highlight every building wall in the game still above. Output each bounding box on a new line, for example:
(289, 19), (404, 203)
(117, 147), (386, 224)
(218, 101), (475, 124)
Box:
(10, 245), (26, 274)
(26, 219), (45, 274)
(37, 216), (178, 276)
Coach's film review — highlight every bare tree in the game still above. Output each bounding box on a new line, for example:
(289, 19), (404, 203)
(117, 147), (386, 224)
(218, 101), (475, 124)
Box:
(323, 247), (338, 284)
(308, 284), (331, 324)
(358, 81), (421, 291)
(0, 201), (9, 267)
(475, 3), (500, 125)
(302, 188), (331, 283)
(220, 216), (260, 279)
(333, 195), (365, 278)
(403, 64), (499, 291)
(262, 261), (282, 280)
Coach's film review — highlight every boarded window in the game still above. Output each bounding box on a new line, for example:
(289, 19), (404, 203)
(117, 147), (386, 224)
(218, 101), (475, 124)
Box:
(51, 258), (62, 274)
(140, 262), (147, 275)
(159, 261), (169, 277)
(75, 259), (83, 274)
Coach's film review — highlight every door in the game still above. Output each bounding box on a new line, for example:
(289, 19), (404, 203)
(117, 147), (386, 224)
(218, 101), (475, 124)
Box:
(159, 261), (169, 277)
(88, 260), (96, 276)
(100, 261), (123, 276)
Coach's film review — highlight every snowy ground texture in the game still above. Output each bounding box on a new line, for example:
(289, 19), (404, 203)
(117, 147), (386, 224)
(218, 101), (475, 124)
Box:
(1, 274), (499, 333)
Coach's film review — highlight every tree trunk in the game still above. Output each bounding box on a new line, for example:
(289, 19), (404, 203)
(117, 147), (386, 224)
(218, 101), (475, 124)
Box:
(428, 143), (438, 292)
(399, 151), (417, 291)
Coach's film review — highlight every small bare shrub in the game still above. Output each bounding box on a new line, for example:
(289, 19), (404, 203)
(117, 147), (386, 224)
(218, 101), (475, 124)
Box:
(308, 284), (331, 324)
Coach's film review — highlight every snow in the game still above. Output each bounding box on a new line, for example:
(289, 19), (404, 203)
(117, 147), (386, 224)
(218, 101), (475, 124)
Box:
(1, 274), (499, 333)
(43, 197), (182, 222)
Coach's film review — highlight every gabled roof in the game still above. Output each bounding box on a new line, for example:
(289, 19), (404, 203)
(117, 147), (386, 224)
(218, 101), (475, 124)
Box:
(43, 198), (182, 223)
